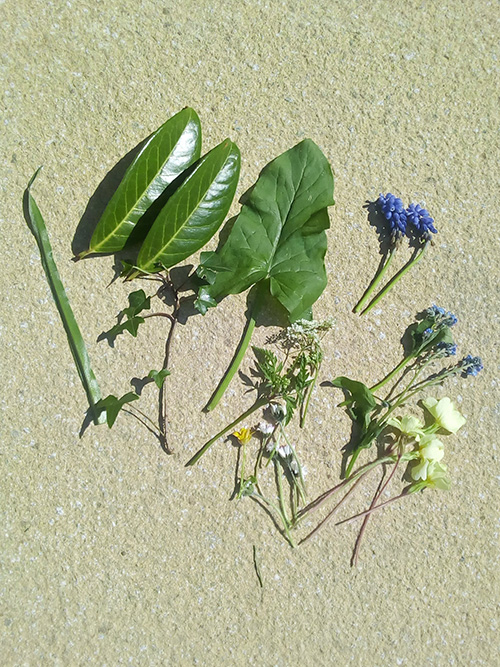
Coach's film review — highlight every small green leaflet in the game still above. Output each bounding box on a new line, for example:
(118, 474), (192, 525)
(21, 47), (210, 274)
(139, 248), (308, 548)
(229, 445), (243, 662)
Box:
(137, 139), (240, 274)
(195, 139), (334, 322)
(81, 107), (202, 256)
(23, 169), (105, 425)
(103, 289), (151, 342)
(148, 369), (171, 389)
(95, 392), (139, 428)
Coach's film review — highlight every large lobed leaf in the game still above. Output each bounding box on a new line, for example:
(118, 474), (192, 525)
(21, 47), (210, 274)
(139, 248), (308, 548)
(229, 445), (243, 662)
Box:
(195, 139), (334, 321)
(82, 107), (202, 256)
(137, 139), (240, 273)
(24, 169), (105, 424)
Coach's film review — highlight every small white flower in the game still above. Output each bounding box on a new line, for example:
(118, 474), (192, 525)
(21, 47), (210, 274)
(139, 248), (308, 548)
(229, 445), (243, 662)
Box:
(258, 421), (275, 435)
(265, 439), (276, 453)
(422, 396), (466, 434)
(277, 444), (291, 458)
(290, 459), (300, 476)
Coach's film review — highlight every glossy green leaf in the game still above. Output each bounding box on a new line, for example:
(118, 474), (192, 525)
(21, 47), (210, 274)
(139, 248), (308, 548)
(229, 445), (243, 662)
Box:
(195, 139), (334, 322)
(94, 392), (139, 428)
(23, 169), (105, 424)
(136, 139), (241, 273)
(148, 368), (171, 389)
(82, 107), (202, 256)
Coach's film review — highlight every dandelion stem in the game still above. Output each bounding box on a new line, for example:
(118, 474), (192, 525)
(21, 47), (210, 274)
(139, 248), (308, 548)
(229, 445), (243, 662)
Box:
(354, 247), (396, 314)
(361, 243), (428, 315)
(186, 397), (268, 466)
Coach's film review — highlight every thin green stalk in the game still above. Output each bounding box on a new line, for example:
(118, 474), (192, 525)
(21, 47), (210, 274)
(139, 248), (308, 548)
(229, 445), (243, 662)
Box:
(237, 439), (248, 499)
(186, 397), (268, 466)
(362, 243), (428, 315)
(300, 362), (320, 428)
(369, 354), (414, 393)
(205, 283), (266, 412)
(354, 247), (396, 314)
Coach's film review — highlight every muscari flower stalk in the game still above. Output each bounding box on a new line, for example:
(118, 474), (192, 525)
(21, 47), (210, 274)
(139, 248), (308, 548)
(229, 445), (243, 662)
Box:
(354, 193), (408, 314)
(358, 194), (438, 315)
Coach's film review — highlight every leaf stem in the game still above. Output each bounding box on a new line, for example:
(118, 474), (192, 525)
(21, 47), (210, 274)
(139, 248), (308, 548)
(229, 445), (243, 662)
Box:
(354, 247), (396, 314)
(361, 243), (428, 315)
(205, 283), (266, 412)
(186, 397), (268, 466)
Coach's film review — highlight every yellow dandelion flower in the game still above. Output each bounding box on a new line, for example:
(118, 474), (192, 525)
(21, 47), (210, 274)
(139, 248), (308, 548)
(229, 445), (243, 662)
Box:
(232, 427), (254, 444)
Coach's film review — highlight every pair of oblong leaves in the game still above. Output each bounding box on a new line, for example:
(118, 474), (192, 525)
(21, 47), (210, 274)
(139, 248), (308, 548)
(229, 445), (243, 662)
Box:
(195, 138), (335, 323)
(80, 107), (241, 274)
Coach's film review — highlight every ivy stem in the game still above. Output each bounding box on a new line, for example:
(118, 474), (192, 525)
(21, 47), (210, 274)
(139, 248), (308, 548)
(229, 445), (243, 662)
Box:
(361, 243), (428, 315)
(158, 275), (180, 454)
(353, 246), (396, 314)
(186, 397), (268, 466)
(205, 283), (266, 412)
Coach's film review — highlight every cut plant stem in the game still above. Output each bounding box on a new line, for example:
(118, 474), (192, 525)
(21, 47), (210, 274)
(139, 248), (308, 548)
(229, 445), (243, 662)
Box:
(369, 355), (414, 393)
(361, 243), (428, 315)
(300, 363), (320, 428)
(205, 282), (266, 412)
(353, 246), (396, 314)
(186, 397), (268, 466)
(336, 490), (409, 526)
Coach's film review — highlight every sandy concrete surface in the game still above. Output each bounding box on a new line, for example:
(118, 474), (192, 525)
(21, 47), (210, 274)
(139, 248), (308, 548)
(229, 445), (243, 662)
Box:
(1, 0), (499, 664)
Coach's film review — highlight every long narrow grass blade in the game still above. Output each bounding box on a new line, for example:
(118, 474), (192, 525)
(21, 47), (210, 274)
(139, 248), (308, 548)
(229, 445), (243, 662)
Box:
(24, 168), (105, 424)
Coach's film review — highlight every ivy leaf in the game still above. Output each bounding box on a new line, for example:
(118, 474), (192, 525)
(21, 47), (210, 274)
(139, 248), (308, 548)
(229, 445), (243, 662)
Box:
(148, 368), (171, 388)
(136, 139), (240, 274)
(95, 392), (139, 428)
(102, 290), (151, 343)
(80, 107), (202, 257)
(331, 376), (377, 430)
(195, 139), (334, 322)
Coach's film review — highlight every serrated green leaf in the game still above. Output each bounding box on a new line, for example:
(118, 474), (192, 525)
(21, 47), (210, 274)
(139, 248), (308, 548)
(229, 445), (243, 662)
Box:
(83, 108), (202, 256)
(137, 139), (241, 273)
(148, 368), (171, 389)
(23, 169), (105, 425)
(195, 139), (334, 322)
(95, 392), (139, 428)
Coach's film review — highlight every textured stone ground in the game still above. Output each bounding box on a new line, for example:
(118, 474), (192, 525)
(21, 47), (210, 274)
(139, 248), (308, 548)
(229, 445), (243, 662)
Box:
(1, 1), (499, 664)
